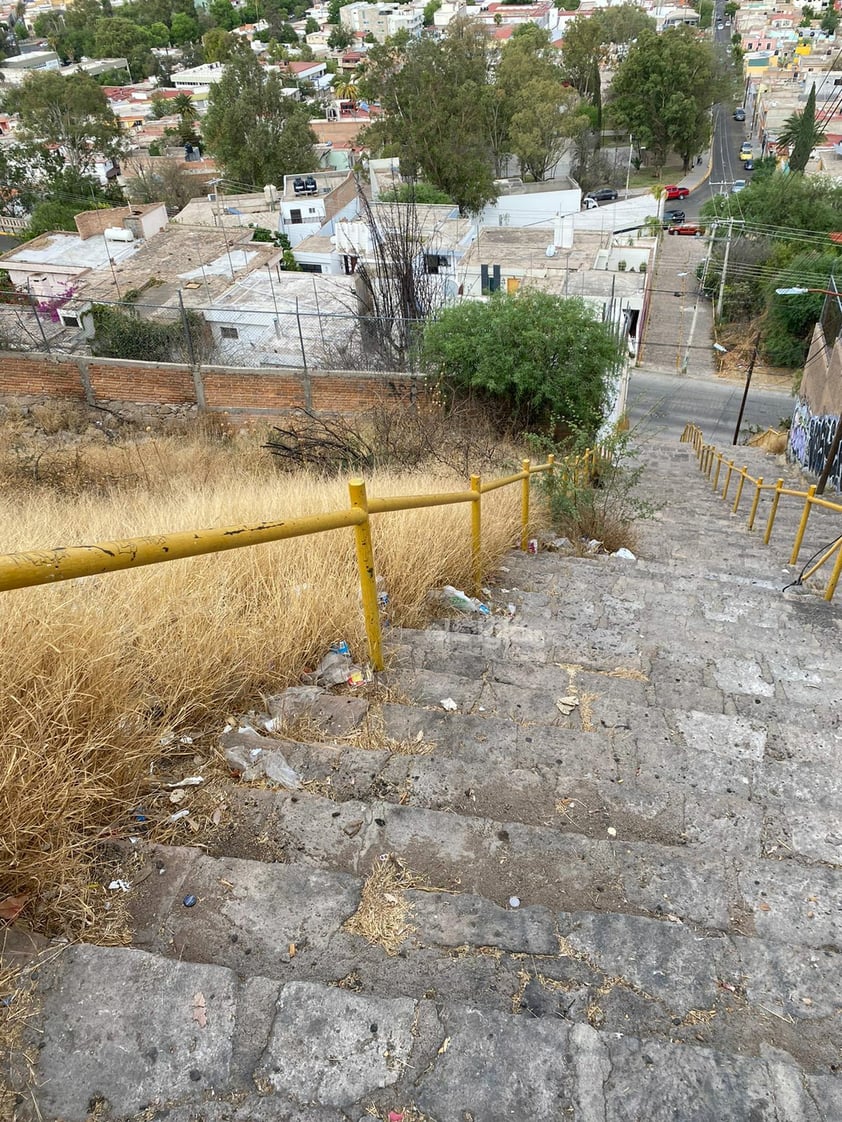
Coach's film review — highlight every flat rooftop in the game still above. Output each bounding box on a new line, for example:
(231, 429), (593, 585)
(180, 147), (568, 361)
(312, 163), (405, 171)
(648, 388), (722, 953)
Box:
(0, 231), (138, 272)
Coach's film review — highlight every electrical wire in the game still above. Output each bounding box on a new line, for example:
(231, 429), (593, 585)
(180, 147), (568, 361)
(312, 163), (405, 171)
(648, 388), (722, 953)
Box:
(783, 532), (842, 592)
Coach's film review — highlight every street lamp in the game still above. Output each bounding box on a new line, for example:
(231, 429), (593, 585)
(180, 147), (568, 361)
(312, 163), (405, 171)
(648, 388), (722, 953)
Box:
(775, 285), (841, 494)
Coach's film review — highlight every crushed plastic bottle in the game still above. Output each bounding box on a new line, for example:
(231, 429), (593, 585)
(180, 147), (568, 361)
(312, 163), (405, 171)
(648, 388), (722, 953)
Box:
(441, 585), (491, 616)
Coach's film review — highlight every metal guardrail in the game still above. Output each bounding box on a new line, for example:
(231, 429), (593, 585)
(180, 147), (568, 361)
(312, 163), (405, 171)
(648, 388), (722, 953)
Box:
(0, 455), (577, 671)
(681, 424), (842, 601)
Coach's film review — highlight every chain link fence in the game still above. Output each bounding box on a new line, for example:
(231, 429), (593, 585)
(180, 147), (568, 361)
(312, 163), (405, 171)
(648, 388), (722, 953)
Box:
(0, 295), (426, 374)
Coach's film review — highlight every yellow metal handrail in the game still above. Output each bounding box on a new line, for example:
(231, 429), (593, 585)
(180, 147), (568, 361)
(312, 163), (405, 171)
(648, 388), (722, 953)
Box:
(680, 424), (842, 601)
(0, 454), (569, 672)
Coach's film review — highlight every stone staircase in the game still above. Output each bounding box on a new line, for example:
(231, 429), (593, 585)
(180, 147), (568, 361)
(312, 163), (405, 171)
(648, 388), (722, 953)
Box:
(14, 439), (842, 1122)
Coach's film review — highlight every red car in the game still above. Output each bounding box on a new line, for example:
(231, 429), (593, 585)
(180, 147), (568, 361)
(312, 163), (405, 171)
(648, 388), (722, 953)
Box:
(664, 185), (690, 200)
(668, 223), (705, 237)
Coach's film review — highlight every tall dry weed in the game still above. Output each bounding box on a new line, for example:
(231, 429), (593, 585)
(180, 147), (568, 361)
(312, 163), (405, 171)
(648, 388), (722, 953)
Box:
(0, 429), (528, 937)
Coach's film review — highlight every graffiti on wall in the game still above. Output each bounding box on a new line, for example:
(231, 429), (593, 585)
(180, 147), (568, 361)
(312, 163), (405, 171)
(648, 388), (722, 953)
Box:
(787, 397), (842, 493)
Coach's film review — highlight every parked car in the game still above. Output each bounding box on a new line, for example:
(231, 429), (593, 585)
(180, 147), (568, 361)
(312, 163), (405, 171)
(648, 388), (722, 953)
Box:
(716, 20), (724, 29)
(740, 142), (753, 157)
(732, 179), (747, 193)
(733, 108), (746, 121)
(584, 187), (619, 205)
(743, 159), (754, 171)
(664, 209), (686, 223)
(668, 224), (705, 237)
(664, 185), (690, 200)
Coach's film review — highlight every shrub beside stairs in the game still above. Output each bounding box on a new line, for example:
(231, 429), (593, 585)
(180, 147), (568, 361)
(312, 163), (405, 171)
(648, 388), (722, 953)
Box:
(13, 438), (842, 1122)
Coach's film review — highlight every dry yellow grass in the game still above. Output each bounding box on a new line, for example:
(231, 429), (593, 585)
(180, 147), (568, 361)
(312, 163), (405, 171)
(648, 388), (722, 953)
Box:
(0, 423), (529, 938)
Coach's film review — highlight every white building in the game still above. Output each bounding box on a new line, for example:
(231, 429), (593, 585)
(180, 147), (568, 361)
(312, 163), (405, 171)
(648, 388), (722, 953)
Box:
(0, 50), (61, 83)
(339, 2), (424, 40)
(172, 62), (226, 90)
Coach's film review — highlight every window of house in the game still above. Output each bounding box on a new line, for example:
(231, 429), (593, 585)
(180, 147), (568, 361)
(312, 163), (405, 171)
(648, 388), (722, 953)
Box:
(220, 326), (239, 340)
(424, 254), (449, 274)
(290, 209), (303, 224)
(299, 262), (323, 273)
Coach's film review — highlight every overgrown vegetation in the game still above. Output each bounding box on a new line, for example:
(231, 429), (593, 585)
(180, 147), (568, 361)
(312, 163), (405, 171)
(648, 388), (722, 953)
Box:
(0, 406), (529, 940)
(531, 428), (656, 554)
(91, 303), (207, 363)
(420, 290), (624, 436)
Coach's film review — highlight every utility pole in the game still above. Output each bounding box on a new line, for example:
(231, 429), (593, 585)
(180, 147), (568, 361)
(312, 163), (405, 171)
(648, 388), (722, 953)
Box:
(732, 331), (761, 445)
(716, 218), (733, 322)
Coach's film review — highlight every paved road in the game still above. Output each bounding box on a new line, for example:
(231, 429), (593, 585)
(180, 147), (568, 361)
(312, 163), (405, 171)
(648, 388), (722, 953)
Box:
(627, 367), (795, 443)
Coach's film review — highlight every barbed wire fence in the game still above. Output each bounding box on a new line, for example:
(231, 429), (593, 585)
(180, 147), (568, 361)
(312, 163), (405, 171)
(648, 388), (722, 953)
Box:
(0, 295), (427, 375)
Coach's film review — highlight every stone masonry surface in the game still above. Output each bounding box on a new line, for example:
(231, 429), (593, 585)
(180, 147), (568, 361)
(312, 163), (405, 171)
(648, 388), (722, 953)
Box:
(7, 437), (842, 1121)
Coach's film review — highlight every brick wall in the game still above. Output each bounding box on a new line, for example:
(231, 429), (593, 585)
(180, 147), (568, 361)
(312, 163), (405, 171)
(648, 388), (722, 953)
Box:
(0, 350), (427, 417)
(74, 207), (132, 240)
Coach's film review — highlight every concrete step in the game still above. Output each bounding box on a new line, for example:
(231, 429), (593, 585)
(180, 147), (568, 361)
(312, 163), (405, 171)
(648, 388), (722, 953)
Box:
(121, 845), (841, 1075)
(197, 785), (841, 952)
(25, 944), (841, 1121)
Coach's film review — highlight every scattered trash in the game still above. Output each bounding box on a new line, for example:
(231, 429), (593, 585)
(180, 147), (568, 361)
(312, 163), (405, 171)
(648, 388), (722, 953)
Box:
(183, 894), (197, 908)
(441, 585), (491, 616)
(527, 538), (538, 555)
(346, 666), (373, 687)
(607, 827), (617, 838)
(388, 1112), (405, 1122)
(159, 732), (194, 746)
(613, 547), (636, 561)
(192, 991), (207, 1027)
(331, 640), (351, 656)
(508, 896), (521, 909)
(168, 809), (191, 823)
(108, 880), (131, 893)
(585, 539), (603, 554)
(545, 536), (572, 552)
(288, 942), (296, 959)
(166, 776), (204, 789)
(440, 698), (458, 712)
(222, 727), (301, 789)
(304, 649), (356, 689)
(169, 789), (188, 805)
(211, 806), (225, 827)
(506, 603), (517, 618)
(133, 809), (148, 824)
(377, 576), (390, 610)
(263, 751), (302, 789)
(264, 685), (369, 736)
(556, 695), (580, 716)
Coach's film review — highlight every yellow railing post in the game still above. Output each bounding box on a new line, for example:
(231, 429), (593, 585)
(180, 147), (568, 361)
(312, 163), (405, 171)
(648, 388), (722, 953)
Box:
(825, 542), (842, 601)
(471, 473), (482, 592)
(348, 478), (384, 672)
(722, 460), (735, 501)
(732, 466), (748, 514)
(747, 477), (763, 531)
(547, 453), (555, 478)
(790, 484), (816, 566)
(764, 479), (783, 544)
(712, 454), (722, 492)
(520, 459), (530, 551)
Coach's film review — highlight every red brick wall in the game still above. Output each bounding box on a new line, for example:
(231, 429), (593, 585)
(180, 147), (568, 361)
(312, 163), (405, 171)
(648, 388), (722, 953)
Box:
(0, 353), (87, 399)
(0, 351), (428, 416)
(88, 360), (196, 405)
(203, 370), (307, 411)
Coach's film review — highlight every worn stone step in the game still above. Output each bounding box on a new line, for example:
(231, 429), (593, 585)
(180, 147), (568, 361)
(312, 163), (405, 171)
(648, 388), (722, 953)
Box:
(123, 845), (841, 1075)
(201, 786), (841, 951)
(24, 945), (841, 1122)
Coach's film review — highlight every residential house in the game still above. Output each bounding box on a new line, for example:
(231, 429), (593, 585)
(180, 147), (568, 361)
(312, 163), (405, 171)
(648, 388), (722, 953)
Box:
(278, 170), (358, 247)
(339, 2), (424, 41)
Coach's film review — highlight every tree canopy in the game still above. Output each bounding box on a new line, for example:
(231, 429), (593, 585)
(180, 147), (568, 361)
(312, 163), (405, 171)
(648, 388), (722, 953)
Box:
(420, 290), (623, 434)
(202, 47), (318, 186)
(3, 71), (122, 173)
(776, 83), (825, 173)
(608, 28), (728, 173)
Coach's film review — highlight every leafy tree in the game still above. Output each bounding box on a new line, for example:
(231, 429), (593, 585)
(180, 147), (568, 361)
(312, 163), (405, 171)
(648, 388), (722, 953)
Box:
(4, 71), (122, 173)
(799, 4), (816, 25)
(333, 78), (359, 100)
(420, 290), (624, 434)
(723, 1), (738, 15)
(305, 17), (320, 33)
(496, 24), (584, 179)
(171, 11), (200, 44)
(701, 170), (842, 233)
(423, 0), (441, 25)
(764, 251), (840, 366)
(202, 27), (235, 61)
(697, 0), (714, 30)
(327, 24), (353, 49)
(172, 91), (198, 120)
(362, 19), (497, 214)
(561, 13), (606, 128)
(608, 28), (726, 173)
(208, 0), (240, 30)
(597, 3), (655, 43)
(776, 83), (825, 173)
(202, 46), (318, 185)
(93, 17), (156, 77)
(821, 7), (839, 34)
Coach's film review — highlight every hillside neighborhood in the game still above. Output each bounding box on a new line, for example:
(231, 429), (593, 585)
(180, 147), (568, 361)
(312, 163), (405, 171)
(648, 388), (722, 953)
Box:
(1, 0), (842, 1118)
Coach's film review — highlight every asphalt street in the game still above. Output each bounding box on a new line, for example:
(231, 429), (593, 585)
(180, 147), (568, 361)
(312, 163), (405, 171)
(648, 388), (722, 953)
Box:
(627, 368), (794, 443)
